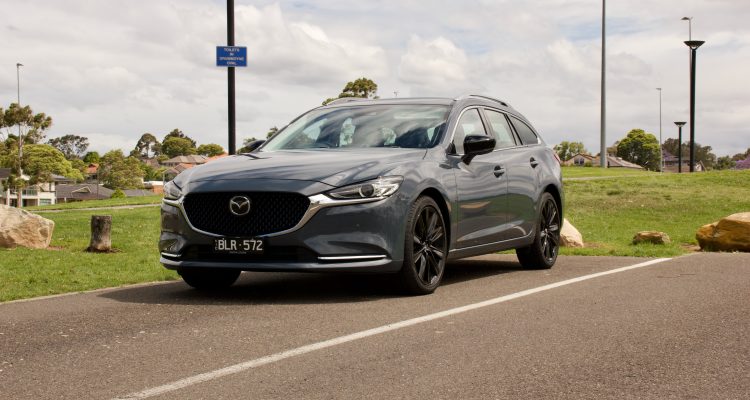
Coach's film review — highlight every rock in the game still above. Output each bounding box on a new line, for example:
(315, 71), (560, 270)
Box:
(633, 231), (671, 245)
(696, 212), (750, 252)
(560, 218), (584, 248)
(0, 205), (55, 249)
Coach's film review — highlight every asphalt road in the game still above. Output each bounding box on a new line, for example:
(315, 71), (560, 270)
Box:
(1, 253), (748, 399)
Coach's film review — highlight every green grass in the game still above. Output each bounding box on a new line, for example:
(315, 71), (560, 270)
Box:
(26, 195), (163, 211)
(562, 165), (656, 179)
(1, 169), (748, 302)
(0, 207), (176, 302)
(561, 169), (750, 257)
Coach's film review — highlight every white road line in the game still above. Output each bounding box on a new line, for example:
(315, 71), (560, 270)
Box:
(114, 257), (671, 400)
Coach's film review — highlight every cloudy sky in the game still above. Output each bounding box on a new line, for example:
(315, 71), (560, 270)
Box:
(1, 0), (748, 157)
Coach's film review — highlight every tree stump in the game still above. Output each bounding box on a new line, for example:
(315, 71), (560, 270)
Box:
(86, 215), (112, 252)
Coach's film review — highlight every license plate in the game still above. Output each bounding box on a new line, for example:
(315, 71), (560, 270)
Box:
(213, 237), (264, 254)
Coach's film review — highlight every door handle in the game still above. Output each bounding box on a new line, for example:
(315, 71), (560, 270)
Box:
(530, 157), (539, 168)
(493, 165), (505, 177)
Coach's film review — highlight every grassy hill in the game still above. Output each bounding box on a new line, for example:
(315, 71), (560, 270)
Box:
(1, 169), (748, 301)
(562, 168), (750, 256)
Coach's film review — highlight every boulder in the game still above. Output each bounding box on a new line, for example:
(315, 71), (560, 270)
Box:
(696, 212), (750, 252)
(633, 231), (671, 245)
(0, 205), (55, 249)
(560, 218), (584, 248)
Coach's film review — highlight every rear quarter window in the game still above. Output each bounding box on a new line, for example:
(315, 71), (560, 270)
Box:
(509, 116), (539, 145)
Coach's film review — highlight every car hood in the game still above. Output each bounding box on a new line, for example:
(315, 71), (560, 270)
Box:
(178, 148), (426, 188)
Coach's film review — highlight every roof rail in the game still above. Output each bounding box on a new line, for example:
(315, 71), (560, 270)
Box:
(454, 94), (511, 108)
(324, 97), (368, 106)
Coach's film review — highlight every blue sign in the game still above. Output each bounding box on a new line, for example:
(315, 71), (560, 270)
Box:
(216, 46), (247, 67)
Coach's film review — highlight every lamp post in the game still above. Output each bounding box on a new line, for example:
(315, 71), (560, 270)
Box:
(600, 0), (607, 168)
(674, 121), (686, 173)
(681, 17), (692, 40)
(685, 40), (705, 172)
(656, 88), (662, 173)
(16, 62), (24, 208)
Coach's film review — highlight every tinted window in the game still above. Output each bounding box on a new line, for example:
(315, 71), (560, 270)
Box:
(485, 110), (517, 149)
(510, 116), (539, 145)
(453, 109), (487, 154)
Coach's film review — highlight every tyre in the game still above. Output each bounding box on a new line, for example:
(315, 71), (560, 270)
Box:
(399, 196), (448, 295)
(179, 268), (241, 290)
(516, 192), (560, 269)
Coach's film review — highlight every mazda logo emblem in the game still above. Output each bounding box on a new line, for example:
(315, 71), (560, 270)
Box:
(229, 196), (251, 216)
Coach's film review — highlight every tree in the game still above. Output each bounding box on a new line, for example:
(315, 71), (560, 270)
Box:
(163, 128), (196, 147)
(83, 151), (100, 164)
(731, 148), (750, 161)
(161, 136), (197, 158)
(616, 129), (661, 171)
(1, 144), (83, 183)
(1, 103), (53, 144)
(98, 150), (145, 190)
(196, 143), (225, 157)
(267, 127), (278, 138)
(0, 103), (54, 207)
(134, 133), (160, 158)
(715, 156), (736, 170)
(47, 134), (89, 159)
(662, 138), (717, 169)
(553, 141), (587, 161)
(322, 77), (379, 105)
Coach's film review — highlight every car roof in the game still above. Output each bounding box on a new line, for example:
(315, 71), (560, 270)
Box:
(320, 95), (517, 114)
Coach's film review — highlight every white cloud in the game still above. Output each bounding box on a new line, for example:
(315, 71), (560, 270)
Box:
(0, 0), (748, 157)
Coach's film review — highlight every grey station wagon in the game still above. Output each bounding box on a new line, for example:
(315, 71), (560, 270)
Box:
(160, 95), (563, 294)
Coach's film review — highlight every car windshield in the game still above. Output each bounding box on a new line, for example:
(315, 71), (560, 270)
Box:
(260, 104), (450, 151)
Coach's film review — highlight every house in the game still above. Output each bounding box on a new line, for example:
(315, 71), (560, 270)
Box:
(84, 163), (99, 182)
(564, 153), (595, 166)
(661, 150), (705, 172)
(161, 155), (208, 168)
(56, 184), (114, 202)
(564, 154), (644, 170)
(162, 153), (228, 181)
(0, 168), (74, 207)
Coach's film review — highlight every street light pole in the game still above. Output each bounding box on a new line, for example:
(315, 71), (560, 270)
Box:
(16, 62), (24, 208)
(227, 0), (236, 155)
(674, 121), (686, 173)
(600, 0), (607, 168)
(656, 88), (662, 173)
(685, 40), (705, 173)
(681, 17), (692, 41)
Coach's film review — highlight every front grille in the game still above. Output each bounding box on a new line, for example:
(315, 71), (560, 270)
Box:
(182, 192), (310, 236)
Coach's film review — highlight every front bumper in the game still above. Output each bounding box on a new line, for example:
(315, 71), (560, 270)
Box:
(159, 192), (408, 273)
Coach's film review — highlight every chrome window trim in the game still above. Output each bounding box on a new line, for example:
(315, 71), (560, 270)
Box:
(163, 194), (384, 238)
(447, 106), (528, 156)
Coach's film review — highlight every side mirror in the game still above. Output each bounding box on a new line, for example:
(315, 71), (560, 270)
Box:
(462, 135), (495, 164)
(244, 140), (266, 153)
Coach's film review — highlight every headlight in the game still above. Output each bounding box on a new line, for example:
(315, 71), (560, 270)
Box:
(163, 180), (182, 200)
(328, 176), (404, 200)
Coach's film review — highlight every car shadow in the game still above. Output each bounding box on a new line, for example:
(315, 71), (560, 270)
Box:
(100, 256), (523, 306)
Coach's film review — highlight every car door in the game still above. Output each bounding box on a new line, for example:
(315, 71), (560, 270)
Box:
(502, 114), (542, 239)
(452, 108), (509, 249)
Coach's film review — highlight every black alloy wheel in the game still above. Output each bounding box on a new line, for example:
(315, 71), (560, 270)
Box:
(516, 192), (560, 269)
(400, 197), (447, 295)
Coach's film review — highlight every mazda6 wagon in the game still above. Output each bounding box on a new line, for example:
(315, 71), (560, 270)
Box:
(160, 94), (563, 294)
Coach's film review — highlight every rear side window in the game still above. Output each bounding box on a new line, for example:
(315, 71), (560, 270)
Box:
(453, 109), (488, 154)
(484, 110), (517, 149)
(509, 116), (539, 145)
